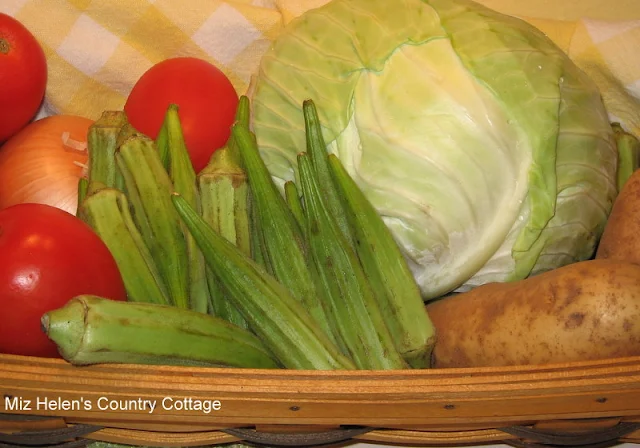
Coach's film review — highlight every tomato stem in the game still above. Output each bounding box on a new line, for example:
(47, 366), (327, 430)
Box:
(0, 38), (9, 54)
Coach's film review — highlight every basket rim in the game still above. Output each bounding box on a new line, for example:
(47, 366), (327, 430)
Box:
(2, 352), (639, 439)
(2, 352), (640, 376)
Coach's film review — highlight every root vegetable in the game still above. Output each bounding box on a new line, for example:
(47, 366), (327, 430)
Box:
(596, 168), (640, 264)
(427, 259), (640, 368)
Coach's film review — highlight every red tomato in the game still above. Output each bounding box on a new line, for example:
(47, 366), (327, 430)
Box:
(0, 13), (47, 143)
(0, 203), (127, 358)
(124, 57), (239, 173)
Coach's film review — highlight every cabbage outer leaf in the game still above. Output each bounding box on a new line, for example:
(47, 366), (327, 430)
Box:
(251, 0), (617, 299)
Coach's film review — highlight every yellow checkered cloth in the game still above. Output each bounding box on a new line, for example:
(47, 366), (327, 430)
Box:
(2, 0), (640, 136)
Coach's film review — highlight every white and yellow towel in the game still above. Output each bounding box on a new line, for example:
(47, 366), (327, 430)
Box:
(2, 0), (640, 136)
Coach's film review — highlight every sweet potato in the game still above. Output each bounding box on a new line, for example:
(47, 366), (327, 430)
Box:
(596, 168), (640, 264)
(427, 259), (640, 368)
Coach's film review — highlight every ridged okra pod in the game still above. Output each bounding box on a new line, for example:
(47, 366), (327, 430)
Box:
(172, 193), (355, 370)
(233, 123), (334, 341)
(155, 117), (171, 171)
(116, 122), (147, 147)
(231, 96), (271, 272)
(248, 192), (272, 273)
(284, 180), (305, 229)
(302, 100), (353, 248)
(43, 295), (279, 369)
(78, 188), (170, 305)
(329, 154), (436, 368)
(116, 135), (190, 309)
(160, 104), (210, 313)
(298, 153), (407, 370)
(86, 111), (128, 195)
(198, 147), (250, 328)
(76, 176), (89, 215)
(613, 123), (640, 192)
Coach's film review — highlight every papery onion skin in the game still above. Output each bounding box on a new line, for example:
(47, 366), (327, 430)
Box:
(0, 115), (93, 215)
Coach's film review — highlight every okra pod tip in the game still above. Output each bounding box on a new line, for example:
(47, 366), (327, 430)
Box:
(41, 298), (86, 361)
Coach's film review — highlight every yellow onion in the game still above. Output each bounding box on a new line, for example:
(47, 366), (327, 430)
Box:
(0, 115), (93, 215)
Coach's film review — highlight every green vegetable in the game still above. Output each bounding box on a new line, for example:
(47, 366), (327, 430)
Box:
(250, 0), (618, 299)
(172, 193), (356, 370)
(613, 123), (640, 191)
(160, 104), (210, 313)
(234, 122), (335, 341)
(298, 152), (407, 370)
(198, 147), (251, 328)
(302, 100), (353, 248)
(78, 188), (171, 305)
(76, 176), (88, 214)
(116, 135), (190, 309)
(328, 153), (436, 368)
(284, 180), (305, 230)
(85, 110), (127, 196)
(43, 295), (280, 369)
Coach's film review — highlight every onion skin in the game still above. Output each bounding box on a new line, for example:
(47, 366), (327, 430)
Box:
(0, 115), (93, 215)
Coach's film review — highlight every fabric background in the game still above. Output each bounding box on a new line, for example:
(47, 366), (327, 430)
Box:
(2, 0), (639, 136)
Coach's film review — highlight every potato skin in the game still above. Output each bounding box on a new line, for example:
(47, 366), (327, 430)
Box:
(427, 259), (640, 368)
(596, 168), (640, 264)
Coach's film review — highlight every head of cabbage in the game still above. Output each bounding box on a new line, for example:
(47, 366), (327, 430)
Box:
(249, 0), (618, 300)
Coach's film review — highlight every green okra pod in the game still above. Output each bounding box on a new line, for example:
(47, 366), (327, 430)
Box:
(302, 100), (354, 248)
(76, 176), (89, 215)
(78, 188), (170, 305)
(86, 110), (128, 196)
(198, 147), (251, 328)
(43, 295), (279, 369)
(298, 152), (408, 370)
(284, 180), (305, 230)
(172, 193), (355, 370)
(329, 154), (436, 368)
(161, 104), (210, 314)
(613, 122), (640, 192)
(116, 135), (190, 309)
(233, 123), (334, 342)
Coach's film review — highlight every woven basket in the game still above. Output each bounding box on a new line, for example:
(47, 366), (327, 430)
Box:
(1, 353), (639, 448)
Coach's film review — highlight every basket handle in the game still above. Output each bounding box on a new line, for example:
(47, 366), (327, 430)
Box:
(222, 426), (373, 446)
(501, 422), (640, 448)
